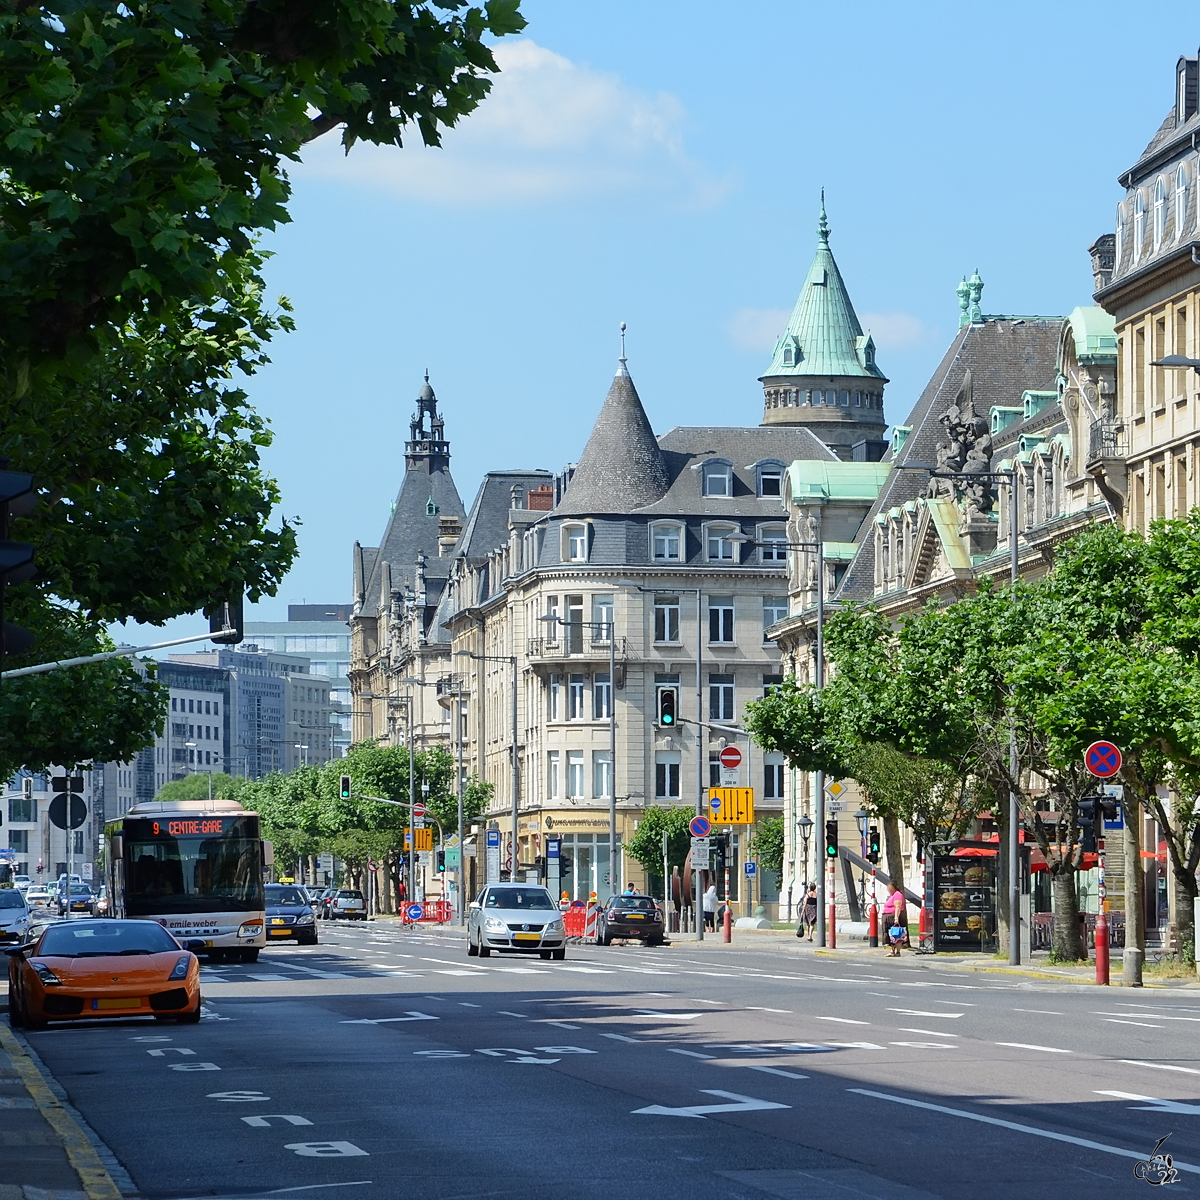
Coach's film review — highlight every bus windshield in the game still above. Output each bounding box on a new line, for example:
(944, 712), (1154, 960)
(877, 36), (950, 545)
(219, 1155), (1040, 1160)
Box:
(122, 816), (264, 915)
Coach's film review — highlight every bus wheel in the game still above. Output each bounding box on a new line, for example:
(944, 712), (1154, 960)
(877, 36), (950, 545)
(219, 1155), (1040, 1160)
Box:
(240, 949), (260, 964)
(207, 950), (226, 964)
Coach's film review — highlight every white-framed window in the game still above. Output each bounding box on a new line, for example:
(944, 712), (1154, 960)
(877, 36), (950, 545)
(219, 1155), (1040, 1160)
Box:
(567, 674), (585, 720)
(1134, 190), (1146, 263)
(593, 672), (611, 719)
(655, 751), (681, 799)
(702, 459), (733, 497)
(706, 524), (738, 562)
(651, 522), (683, 561)
(762, 673), (783, 696)
(547, 751), (560, 800)
(564, 524), (588, 562)
(763, 596), (788, 638)
(567, 751), (585, 799)
(544, 596), (559, 643)
(764, 753), (785, 799)
(565, 594), (584, 654)
(548, 674), (560, 721)
(709, 599), (734, 643)
(759, 526), (787, 562)
(1154, 176), (1167, 251)
(1177, 163), (1189, 238)
(591, 594), (613, 642)
(757, 462), (784, 497)
(592, 751), (612, 799)
(709, 675), (735, 721)
(1115, 203), (1124, 273)
(654, 596), (680, 643)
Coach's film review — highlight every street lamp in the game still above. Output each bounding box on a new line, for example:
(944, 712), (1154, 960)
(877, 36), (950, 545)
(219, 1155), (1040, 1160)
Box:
(294, 743), (308, 769)
(797, 815), (814, 894)
(454, 650), (519, 882)
(897, 459), (1021, 965)
(539, 613), (619, 895)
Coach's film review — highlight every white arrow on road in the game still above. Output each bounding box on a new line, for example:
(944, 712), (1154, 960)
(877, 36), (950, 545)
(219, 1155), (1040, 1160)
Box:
(633, 1010), (702, 1021)
(340, 1012), (438, 1024)
(632, 1090), (792, 1119)
(1095, 1090), (1200, 1114)
(476, 1048), (560, 1064)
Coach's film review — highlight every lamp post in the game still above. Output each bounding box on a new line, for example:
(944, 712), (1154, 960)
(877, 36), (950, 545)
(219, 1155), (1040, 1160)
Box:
(294, 743), (308, 769)
(539, 613), (619, 896)
(897, 460), (1021, 966)
(454, 650), (519, 882)
(797, 815), (814, 899)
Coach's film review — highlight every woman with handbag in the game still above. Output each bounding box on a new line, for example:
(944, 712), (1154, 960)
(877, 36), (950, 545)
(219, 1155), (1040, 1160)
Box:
(796, 884), (818, 941)
(883, 882), (907, 957)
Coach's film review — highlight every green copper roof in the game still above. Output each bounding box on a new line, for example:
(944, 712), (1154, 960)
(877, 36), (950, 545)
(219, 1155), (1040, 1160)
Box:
(762, 198), (889, 383)
(787, 459), (891, 503)
(1066, 306), (1117, 364)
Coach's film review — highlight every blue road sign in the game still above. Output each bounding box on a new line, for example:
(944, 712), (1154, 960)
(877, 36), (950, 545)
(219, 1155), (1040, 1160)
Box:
(547, 838), (560, 859)
(744, 861), (757, 876)
(406, 903), (424, 921)
(486, 829), (501, 847)
(1085, 740), (1122, 779)
(689, 815), (712, 838)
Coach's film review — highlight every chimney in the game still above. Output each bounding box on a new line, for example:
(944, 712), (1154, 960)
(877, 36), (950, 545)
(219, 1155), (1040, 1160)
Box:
(437, 514), (463, 556)
(527, 485), (553, 511)
(1089, 234), (1115, 291)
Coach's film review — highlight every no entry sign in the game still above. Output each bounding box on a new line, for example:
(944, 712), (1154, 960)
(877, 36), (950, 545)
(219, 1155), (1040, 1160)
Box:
(1085, 740), (1122, 779)
(717, 746), (743, 770)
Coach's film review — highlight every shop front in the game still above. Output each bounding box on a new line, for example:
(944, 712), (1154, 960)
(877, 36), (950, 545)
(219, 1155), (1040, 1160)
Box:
(527, 812), (627, 903)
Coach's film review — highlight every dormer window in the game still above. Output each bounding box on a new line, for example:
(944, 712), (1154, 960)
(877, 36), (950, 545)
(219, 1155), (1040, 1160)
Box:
(650, 522), (683, 562)
(702, 459), (733, 497)
(1133, 190), (1145, 263)
(1114, 203), (1125, 272)
(564, 524), (588, 563)
(758, 525), (787, 562)
(756, 462), (785, 498)
(1176, 163), (1189, 237)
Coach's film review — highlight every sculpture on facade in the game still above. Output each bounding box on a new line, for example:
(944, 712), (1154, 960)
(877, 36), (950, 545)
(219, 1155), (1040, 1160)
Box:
(933, 369), (994, 515)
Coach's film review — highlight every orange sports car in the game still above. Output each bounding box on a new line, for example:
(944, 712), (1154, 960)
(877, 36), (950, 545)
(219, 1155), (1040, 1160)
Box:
(6, 918), (201, 1028)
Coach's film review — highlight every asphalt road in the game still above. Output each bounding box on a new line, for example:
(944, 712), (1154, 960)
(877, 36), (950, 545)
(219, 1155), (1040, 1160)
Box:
(12, 924), (1200, 1199)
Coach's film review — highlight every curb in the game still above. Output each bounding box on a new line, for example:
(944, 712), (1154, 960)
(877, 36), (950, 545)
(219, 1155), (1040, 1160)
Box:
(0, 1023), (122, 1200)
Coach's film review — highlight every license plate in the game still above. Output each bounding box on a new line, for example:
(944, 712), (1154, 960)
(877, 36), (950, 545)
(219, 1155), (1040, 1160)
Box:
(96, 997), (140, 1010)
(270, 917), (286, 925)
(627, 913), (645, 919)
(513, 933), (540, 942)
(269, 929), (289, 936)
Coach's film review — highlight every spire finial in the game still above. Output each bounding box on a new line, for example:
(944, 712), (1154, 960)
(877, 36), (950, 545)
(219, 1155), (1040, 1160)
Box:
(818, 189), (829, 243)
(424, 368), (429, 383)
(617, 321), (629, 377)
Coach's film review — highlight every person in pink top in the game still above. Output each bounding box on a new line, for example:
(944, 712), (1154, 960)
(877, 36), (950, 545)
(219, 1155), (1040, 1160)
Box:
(883, 882), (908, 956)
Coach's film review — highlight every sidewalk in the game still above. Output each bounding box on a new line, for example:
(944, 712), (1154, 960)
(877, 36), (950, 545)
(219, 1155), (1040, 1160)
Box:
(0, 1021), (123, 1200)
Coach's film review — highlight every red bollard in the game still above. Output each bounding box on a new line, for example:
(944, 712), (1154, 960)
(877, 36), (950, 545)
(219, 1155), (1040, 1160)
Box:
(919, 905), (930, 942)
(868, 902), (878, 948)
(723, 905), (732, 943)
(1095, 910), (1110, 986)
(828, 902), (837, 949)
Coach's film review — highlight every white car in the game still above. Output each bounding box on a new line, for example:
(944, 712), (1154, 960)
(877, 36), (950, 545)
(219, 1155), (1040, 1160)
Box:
(467, 884), (566, 960)
(13, 875), (31, 891)
(327, 889), (366, 920)
(0, 889), (31, 944)
(24, 887), (52, 908)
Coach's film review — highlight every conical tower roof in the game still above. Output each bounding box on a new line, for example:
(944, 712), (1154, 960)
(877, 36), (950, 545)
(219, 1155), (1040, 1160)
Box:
(556, 359), (670, 515)
(761, 197), (887, 382)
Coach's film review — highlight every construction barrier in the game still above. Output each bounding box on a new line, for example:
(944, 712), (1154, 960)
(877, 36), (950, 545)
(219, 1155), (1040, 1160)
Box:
(563, 901), (600, 943)
(401, 898), (454, 925)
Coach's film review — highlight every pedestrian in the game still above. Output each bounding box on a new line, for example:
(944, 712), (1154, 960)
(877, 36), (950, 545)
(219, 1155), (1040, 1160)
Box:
(702, 883), (718, 931)
(796, 884), (818, 940)
(883, 882), (907, 956)
(624, 882), (636, 895)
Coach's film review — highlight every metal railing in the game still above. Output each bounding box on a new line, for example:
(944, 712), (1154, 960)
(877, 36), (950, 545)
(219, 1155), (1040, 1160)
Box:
(1087, 419), (1126, 461)
(526, 635), (627, 660)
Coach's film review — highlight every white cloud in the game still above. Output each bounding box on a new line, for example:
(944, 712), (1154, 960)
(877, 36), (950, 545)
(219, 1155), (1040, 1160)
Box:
(299, 40), (726, 207)
(727, 307), (789, 353)
(859, 311), (927, 350)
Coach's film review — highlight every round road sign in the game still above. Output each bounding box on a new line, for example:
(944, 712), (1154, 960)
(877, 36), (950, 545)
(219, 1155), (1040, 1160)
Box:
(689, 815), (712, 838)
(717, 746), (743, 770)
(1085, 740), (1122, 779)
(413, 802), (426, 818)
(406, 903), (424, 921)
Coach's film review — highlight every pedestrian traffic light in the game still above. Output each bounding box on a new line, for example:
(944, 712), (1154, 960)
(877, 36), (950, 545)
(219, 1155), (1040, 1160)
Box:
(339, 775), (352, 800)
(824, 820), (838, 859)
(1078, 798), (1098, 854)
(435, 849), (445, 873)
(657, 686), (677, 727)
(0, 465), (37, 673)
(867, 825), (881, 864)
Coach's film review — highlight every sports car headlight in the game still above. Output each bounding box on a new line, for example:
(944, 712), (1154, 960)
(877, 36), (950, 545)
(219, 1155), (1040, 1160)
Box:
(31, 961), (62, 986)
(168, 955), (192, 981)
(295, 913), (315, 925)
(484, 917), (507, 933)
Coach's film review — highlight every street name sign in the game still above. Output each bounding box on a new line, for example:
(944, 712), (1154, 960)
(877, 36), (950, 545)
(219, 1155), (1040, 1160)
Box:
(707, 788), (754, 825)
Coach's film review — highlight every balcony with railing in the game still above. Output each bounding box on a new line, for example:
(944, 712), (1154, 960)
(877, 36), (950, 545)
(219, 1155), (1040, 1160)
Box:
(525, 632), (628, 664)
(1087, 419), (1127, 463)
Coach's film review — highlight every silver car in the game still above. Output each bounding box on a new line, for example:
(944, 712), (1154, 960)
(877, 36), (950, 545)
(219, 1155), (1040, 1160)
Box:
(0, 889), (31, 945)
(467, 884), (566, 960)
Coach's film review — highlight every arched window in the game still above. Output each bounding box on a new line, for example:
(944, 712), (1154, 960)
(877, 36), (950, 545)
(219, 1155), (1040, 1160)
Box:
(1177, 164), (1189, 238)
(1153, 177), (1167, 251)
(704, 523), (739, 563)
(649, 522), (683, 562)
(701, 459), (733, 497)
(1114, 203), (1125, 272)
(1133, 190), (1145, 263)
(755, 461), (785, 497)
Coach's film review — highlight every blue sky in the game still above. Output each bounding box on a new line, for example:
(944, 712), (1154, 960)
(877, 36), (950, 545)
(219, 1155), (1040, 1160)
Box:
(115, 2), (1200, 645)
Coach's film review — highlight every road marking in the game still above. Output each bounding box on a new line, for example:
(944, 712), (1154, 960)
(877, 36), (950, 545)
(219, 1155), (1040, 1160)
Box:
(534, 1046), (596, 1055)
(170, 1062), (220, 1071)
(689, 999), (726, 1005)
(995, 1043), (1071, 1054)
(633, 1010), (702, 1020)
(890, 1041), (957, 1050)
(1101, 1012), (1200, 1023)
(1095, 1090), (1200, 1114)
(242, 1115), (314, 1127)
(435, 970), (476, 977)
(668, 1048), (715, 1059)
(285, 1142), (368, 1158)
(543, 1021), (580, 1030)
(745, 1007), (792, 1014)
(632, 1089), (791, 1119)
(888, 1009), (962, 1018)
(851, 1087), (1200, 1174)
(340, 1012), (438, 1025)
(246, 974), (291, 981)
(266, 1181), (374, 1193)
(898, 1029), (959, 1037)
(1121, 1060), (1200, 1075)
(601, 1033), (641, 1043)
(745, 1066), (809, 1079)
(497, 1011), (527, 1018)
(557, 966), (612, 974)
(1013, 1009), (1062, 1015)
(475, 1048), (560, 1064)
(267, 962), (350, 979)
(822, 1042), (884, 1050)
(208, 1091), (270, 1102)
(1103, 1019), (1164, 1028)
(459, 1002), (481, 1007)
(147, 1048), (195, 1057)
(812, 1016), (870, 1025)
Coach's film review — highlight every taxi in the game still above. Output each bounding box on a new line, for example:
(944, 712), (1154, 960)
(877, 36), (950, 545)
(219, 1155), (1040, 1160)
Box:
(6, 919), (202, 1029)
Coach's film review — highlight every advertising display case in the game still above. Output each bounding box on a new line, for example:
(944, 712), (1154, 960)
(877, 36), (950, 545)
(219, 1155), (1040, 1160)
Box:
(932, 853), (997, 951)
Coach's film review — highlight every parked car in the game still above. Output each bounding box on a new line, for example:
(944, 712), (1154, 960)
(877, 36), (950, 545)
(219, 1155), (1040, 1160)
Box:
(57, 884), (95, 916)
(597, 894), (665, 946)
(0, 889), (31, 944)
(315, 888), (337, 919)
(327, 889), (366, 920)
(264, 884), (318, 945)
(467, 884), (566, 959)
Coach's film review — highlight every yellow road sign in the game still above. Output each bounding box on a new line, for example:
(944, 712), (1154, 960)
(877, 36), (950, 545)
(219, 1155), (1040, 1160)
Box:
(707, 788), (755, 825)
(403, 827), (433, 851)
(826, 780), (847, 799)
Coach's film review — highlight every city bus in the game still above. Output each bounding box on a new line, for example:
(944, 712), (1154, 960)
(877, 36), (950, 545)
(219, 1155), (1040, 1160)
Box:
(105, 798), (270, 962)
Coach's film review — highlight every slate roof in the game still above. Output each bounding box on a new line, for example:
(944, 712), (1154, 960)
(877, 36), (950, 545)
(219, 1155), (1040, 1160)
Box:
(833, 317), (1062, 603)
(456, 469), (554, 559)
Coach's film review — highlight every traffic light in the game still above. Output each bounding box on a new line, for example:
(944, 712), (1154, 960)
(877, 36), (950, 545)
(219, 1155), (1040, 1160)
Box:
(0, 466), (36, 673)
(206, 588), (244, 645)
(657, 686), (677, 727)
(1078, 798), (1098, 855)
(825, 820), (839, 859)
(435, 849), (446, 873)
(867, 825), (881, 864)
(715, 833), (729, 875)
(339, 774), (352, 800)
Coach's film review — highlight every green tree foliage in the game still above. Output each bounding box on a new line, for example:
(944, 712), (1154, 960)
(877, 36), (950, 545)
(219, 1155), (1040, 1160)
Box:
(153, 773), (242, 805)
(754, 816), (784, 883)
(626, 806), (695, 878)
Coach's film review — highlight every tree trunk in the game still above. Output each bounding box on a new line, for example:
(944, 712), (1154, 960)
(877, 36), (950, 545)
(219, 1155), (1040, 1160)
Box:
(1123, 797), (1145, 984)
(1173, 863), (1197, 963)
(882, 814), (904, 894)
(1050, 868), (1085, 961)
